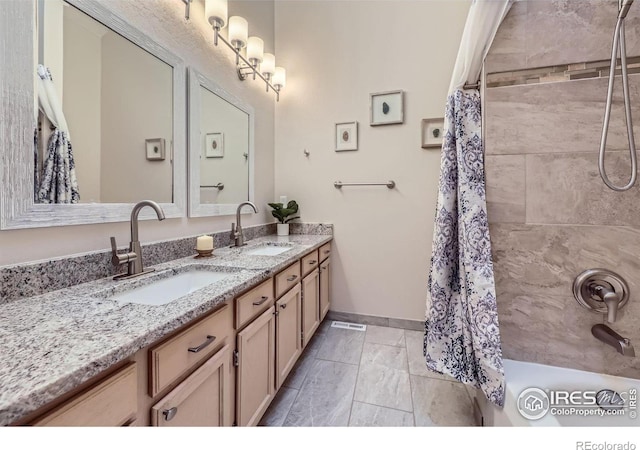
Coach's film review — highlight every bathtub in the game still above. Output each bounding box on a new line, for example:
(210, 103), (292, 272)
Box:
(480, 359), (640, 426)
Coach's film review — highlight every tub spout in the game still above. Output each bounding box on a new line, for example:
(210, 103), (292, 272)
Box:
(592, 324), (635, 357)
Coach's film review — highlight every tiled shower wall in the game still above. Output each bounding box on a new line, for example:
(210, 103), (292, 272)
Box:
(485, 0), (640, 378)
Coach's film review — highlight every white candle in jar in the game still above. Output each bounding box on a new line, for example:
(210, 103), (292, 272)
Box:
(196, 235), (213, 251)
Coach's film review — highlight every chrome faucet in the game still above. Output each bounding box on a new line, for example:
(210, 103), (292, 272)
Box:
(592, 324), (635, 357)
(230, 201), (258, 247)
(110, 200), (166, 280)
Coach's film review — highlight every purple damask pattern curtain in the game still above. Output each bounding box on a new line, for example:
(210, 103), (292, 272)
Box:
(424, 89), (505, 407)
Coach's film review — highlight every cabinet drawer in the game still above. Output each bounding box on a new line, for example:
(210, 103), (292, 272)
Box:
(235, 278), (275, 329)
(319, 242), (331, 262)
(151, 345), (231, 427)
(150, 304), (232, 397)
(34, 363), (137, 426)
(275, 262), (301, 299)
(301, 250), (319, 277)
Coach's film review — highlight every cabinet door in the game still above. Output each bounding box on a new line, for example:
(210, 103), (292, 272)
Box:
(33, 363), (137, 426)
(276, 284), (302, 389)
(236, 306), (276, 426)
(151, 345), (231, 427)
(319, 257), (331, 321)
(301, 269), (320, 348)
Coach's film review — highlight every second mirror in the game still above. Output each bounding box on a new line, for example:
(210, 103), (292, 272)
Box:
(188, 68), (254, 217)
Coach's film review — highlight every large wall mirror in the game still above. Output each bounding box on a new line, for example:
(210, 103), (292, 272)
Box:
(0, 0), (185, 229)
(188, 68), (254, 217)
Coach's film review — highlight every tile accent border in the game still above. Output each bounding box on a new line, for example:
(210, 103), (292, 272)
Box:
(0, 222), (333, 304)
(486, 57), (640, 88)
(327, 310), (424, 332)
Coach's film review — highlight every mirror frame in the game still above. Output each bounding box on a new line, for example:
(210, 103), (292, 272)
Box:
(188, 67), (255, 218)
(0, 0), (186, 230)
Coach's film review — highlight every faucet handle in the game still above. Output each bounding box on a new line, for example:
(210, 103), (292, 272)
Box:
(110, 236), (135, 267)
(230, 223), (236, 238)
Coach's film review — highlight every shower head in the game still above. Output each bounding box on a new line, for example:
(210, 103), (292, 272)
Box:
(619, 0), (634, 19)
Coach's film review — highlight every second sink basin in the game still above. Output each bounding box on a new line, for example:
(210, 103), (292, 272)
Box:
(110, 270), (232, 306)
(246, 245), (291, 256)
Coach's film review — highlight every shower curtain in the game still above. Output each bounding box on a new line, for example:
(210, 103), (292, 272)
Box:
(424, 0), (512, 407)
(36, 65), (80, 204)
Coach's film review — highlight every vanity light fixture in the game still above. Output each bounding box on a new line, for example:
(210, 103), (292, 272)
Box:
(273, 67), (286, 91)
(204, 0), (227, 45)
(195, 0), (285, 101)
(261, 53), (276, 87)
(246, 36), (264, 80)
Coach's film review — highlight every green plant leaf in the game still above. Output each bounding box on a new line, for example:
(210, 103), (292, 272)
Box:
(271, 210), (285, 223)
(286, 200), (298, 212)
(284, 216), (300, 223)
(269, 200), (299, 223)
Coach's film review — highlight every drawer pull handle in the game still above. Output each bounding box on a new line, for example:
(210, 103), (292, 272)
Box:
(253, 296), (269, 306)
(308, 260), (317, 264)
(286, 275), (298, 282)
(324, 250), (330, 254)
(188, 335), (216, 353)
(163, 407), (178, 421)
(321, 266), (328, 270)
(280, 304), (287, 309)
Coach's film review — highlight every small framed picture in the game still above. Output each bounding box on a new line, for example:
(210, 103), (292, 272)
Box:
(370, 90), (404, 126)
(335, 121), (358, 152)
(205, 132), (224, 158)
(421, 118), (445, 148)
(145, 138), (165, 161)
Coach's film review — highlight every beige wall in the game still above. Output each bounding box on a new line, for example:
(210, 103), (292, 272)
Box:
(485, 0), (640, 378)
(62, 7), (103, 203)
(0, 0), (275, 266)
(100, 31), (173, 203)
(273, 0), (471, 321)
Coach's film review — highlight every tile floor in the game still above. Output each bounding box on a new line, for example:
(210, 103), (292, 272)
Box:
(259, 319), (477, 427)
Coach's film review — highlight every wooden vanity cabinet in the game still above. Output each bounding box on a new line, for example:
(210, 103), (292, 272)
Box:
(275, 284), (302, 389)
(301, 268), (320, 348)
(301, 249), (319, 277)
(146, 303), (234, 427)
(149, 303), (232, 397)
(33, 363), (137, 426)
(151, 345), (231, 427)
(24, 241), (332, 428)
(235, 305), (276, 426)
(319, 257), (331, 321)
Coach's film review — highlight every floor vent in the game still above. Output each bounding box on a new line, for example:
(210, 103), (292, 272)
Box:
(331, 321), (367, 331)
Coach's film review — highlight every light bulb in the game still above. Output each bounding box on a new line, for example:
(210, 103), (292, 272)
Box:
(273, 67), (286, 89)
(261, 53), (275, 77)
(205, 0), (227, 29)
(228, 16), (248, 49)
(246, 36), (264, 65)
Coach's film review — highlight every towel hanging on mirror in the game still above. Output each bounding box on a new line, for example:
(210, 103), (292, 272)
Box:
(36, 64), (80, 204)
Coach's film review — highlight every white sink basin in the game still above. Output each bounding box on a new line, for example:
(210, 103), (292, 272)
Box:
(111, 270), (232, 306)
(246, 245), (291, 256)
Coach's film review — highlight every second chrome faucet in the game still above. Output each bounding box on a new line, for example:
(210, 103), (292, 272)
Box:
(230, 201), (258, 247)
(111, 200), (166, 280)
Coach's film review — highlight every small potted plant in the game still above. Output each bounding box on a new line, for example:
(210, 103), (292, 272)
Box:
(268, 200), (299, 236)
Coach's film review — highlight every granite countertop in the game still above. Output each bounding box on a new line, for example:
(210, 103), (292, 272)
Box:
(0, 234), (331, 426)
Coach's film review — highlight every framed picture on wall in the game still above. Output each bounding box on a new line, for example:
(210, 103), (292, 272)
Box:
(421, 118), (445, 148)
(205, 132), (224, 158)
(370, 90), (404, 126)
(145, 138), (166, 161)
(335, 121), (358, 151)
